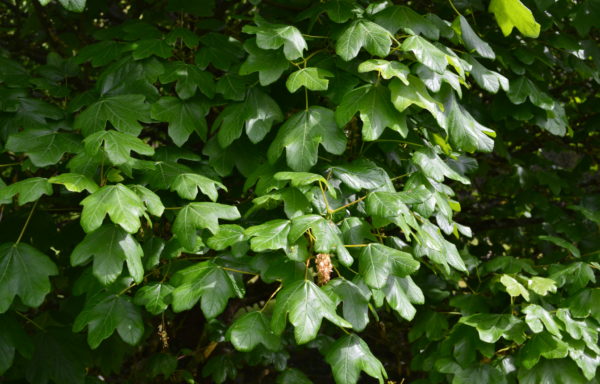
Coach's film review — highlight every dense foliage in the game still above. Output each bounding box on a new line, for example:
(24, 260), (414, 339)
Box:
(0, 0), (599, 383)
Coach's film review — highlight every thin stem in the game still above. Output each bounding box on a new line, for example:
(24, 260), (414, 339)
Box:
(318, 180), (332, 215)
(391, 173), (408, 181)
(163, 206), (183, 210)
(0, 162), (21, 168)
(343, 244), (368, 248)
(373, 139), (423, 147)
(448, 0), (462, 16)
(219, 266), (258, 276)
(304, 258), (311, 280)
(302, 33), (328, 39)
(118, 282), (137, 296)
(260, 284), (282, 312)
(16, 311), (44, 331)
(330, 195), (367, 214)
(15, 200), (38, 245)
(304, 87), (309, 111)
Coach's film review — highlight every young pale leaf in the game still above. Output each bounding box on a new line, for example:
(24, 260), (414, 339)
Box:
(5, 128), (80, 166)
(83, 130), (154, 165)
(500, 275), (530, 301)
(74, 95), (150, 136)
(336, 19), (392, 61)
(57, 0), (86, 12)
(401, 35), (447, 74)
(215, 88), (283, 148)
(133, 283), (173, 315)
(0, 243), (58, 313)
(172, 203), (241, 250)
(325, 334), (387, 384)
(49, 173), (99, 193)
(374, 5), (439, 40)
(170, 173), (226, 201)
(336, 84), (407, 141)
(271, 279), (351, 344)
(80, 184), (146, 234)
(489, 0), (540, 38)
(71, 224), (144, 285)
(151, 96), (210, 146)
(243, 17), (307, 60)
(456, 16), (495, 59)
(0, 177), (53, 206)
(358, 59), (410, 83)
(240, 39), (289, 86)
(170, 261), (244, 318)
(226, 311), (281, 351)
(286, 67), (333, 93)
(73, 293), (144, 349)
(268, 106), (346, 171)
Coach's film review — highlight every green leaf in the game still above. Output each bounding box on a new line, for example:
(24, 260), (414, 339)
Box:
(329, 159), (394, 191)
(322, 0), (356, 23)
(518, 359), (587, 384)
(336, 84), (407, 141)
(71, 224), (144, 285)
(328, 279), (371, 331)
(389, 76), (444, 126)
(358, 59), (410, 83)
(286, 67), (332, 93)
(240, 39), (289, 86)
(196, 32), (244, 70)
(5, 128), (80, 166)
(336, 19), (392, 61)
(401, 35), (447, 74)
(268, 106), (346, 171)
(500, 274), (530, 301)
(460, 314), (526, 343)
(374, 5), (439, 40)
(0, 243), (58, 313)
(73, 293), (144, 349)
(0, 314), (31, 375)
(556, 308), (599, 353)
(133, 283), (173, 315)
(520, 332), (569, 369)
(245, 219), (291, 252)
(359, 243), (419, 289)
(57, 0), (86, 12)
(243, 16), (307, 60)
(539, 235), (580, 258)
(84, 130), (154, 165)
(159, 62), (215, 99)
(215, 88), (283, 148)
(456, 16), (495, 59)
(507, 77), (554, 110)
(226, 311), (280, 351)
(128, 184), (164, 217)
(170, 261), (244, 317)
(277, 368), (313, 384)
(383, 275), (423, 321)
(49, 173), (99, 193)
(151, 96), (210, 146)
(206, 224), (248, 253)
(0, 177), (53, 206)
(489, 0), (541, 38)
(271, 279), (351, 344)
(569, 345), (600, 381)
(441, 88), (495, 153)
(26, 328), (89, 384)
(172, 203), (241, 250)
(131, 39), (172, 60)
(465, 56), (509, 94)
(80, 184), (146, 233)
(171, 173), (226, 201)
(74, 95), (150, 136)
(325, 334), (387, 384)
(412, 147), (470, 184)
(523, 304), (562, 337)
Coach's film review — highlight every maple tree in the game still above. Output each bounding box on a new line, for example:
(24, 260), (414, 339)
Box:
(0, 0), (599, 383)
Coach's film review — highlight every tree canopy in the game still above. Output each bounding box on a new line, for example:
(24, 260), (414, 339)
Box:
(0, 0), (599, 383)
